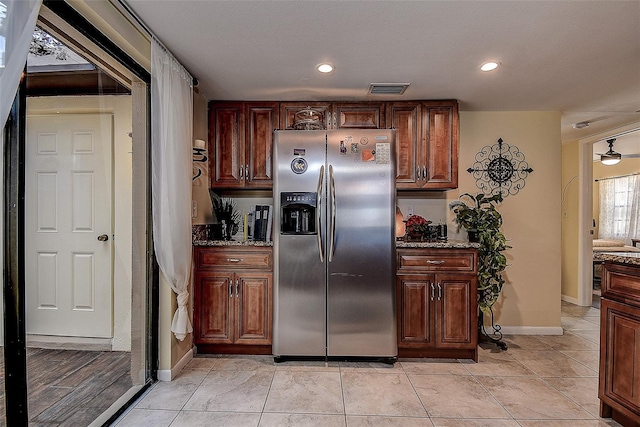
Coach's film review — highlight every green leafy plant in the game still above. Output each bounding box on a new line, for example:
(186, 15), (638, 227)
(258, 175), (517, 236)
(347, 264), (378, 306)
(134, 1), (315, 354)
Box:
(212, 197), (240, 237)
(449, 193), (509, 312)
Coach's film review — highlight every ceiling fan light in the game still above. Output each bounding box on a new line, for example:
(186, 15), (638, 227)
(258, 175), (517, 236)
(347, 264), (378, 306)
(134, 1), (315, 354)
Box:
(601, 153), (621, 165)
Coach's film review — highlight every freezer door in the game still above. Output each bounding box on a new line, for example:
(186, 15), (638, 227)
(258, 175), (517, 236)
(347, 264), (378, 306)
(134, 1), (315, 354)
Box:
(273, 130), (327, 357)
(326, 130), (397, 357)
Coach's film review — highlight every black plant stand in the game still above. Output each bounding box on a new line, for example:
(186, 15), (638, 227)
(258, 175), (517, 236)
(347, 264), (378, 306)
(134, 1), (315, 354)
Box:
(479, 309), (508, 351)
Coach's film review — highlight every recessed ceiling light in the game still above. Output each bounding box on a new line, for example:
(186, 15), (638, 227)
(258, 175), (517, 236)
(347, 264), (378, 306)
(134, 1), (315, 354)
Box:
(480, 61), (500, 72)
(573, 121), (590, 129)
(317, 63), (334, 73)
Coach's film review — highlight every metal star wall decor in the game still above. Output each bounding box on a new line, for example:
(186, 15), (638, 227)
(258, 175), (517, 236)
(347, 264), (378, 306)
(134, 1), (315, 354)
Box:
(467, 138), (533, 197)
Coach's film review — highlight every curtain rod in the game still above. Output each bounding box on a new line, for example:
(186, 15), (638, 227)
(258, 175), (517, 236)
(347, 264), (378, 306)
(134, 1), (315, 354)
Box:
(595, 172), (640, 182)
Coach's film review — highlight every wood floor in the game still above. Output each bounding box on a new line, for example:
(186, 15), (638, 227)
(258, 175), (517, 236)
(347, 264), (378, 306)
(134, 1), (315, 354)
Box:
(0, 347), (132, 426)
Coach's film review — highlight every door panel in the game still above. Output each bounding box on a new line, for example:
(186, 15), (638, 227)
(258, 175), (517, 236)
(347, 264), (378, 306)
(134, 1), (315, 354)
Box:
(198, 274), (234, 343)
(236, 273), (271, 343)
(26, 114), (113, 338)
(398, 276), (432, 345)
(437, 276), (474, 347)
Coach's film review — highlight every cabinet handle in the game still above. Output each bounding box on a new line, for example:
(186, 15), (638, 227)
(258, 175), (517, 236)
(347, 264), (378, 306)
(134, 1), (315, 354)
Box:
(226, 258), (243, 263)
(333, 112), (337, 129)
(235, 280), (239, 297)
(245, 165), (249, 180)
(228, 280), (233, 298)
(425, 260), (445, 265)
(422, 166), (427, 180)
(430, 283), (435, 301)
(239, 166), (244, 179)
(437, 283), (442, 300)
(416, 166), (421, 181)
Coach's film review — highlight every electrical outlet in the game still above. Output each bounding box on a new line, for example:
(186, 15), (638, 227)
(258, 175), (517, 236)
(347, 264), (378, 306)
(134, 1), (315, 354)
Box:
(408, 206), (414, 216)
(192, 200), (198, 218)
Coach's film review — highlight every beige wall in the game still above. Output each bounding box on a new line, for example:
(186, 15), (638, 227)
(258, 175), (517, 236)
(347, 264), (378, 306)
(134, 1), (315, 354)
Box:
(561, 140), (580, 301)
(450, 111), (563, 331)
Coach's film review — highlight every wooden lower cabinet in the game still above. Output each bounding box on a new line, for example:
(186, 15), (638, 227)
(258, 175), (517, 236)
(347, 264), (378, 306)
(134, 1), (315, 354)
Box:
(396, 248), (478, 361)
(194, 246), (272, 354)
(599, 262), (640, 426)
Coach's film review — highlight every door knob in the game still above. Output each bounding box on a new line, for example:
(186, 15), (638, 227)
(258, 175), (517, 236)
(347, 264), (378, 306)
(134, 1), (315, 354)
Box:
(97, 234), (109, 242)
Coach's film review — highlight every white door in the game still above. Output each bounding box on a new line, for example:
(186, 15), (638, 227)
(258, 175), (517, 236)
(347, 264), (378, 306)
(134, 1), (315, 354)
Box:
(25, 114), (113, 338)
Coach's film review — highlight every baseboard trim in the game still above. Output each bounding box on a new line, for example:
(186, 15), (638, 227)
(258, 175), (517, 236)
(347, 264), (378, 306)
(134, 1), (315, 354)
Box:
(26, 334), (112, 351)
(496, 326), (564, 335)
(157, 346), (194, 382)
(561, 294), (581, 305)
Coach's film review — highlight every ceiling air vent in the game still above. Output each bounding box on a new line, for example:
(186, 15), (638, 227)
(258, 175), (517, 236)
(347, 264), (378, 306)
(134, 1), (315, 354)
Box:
(368, 83), (410, 95)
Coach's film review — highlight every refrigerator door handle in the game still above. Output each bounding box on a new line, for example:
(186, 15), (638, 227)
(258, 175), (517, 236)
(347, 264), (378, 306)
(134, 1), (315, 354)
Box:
(316, 165), (325, 263)
(328, 164), (336, 262)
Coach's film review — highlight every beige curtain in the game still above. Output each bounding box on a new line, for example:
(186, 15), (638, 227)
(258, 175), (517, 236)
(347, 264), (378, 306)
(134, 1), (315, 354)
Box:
(151, 37), (193, 340)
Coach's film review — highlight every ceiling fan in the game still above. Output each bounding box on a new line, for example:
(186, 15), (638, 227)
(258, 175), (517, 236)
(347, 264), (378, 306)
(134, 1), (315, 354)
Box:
(596, 138), (640, 165)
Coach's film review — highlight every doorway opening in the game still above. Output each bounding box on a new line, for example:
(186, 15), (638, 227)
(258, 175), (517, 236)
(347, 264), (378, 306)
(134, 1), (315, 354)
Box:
(2, 3), (155, 424)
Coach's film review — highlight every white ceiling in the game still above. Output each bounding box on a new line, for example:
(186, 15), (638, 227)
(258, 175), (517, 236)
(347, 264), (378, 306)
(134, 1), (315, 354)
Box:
(124, 0), (640, 142)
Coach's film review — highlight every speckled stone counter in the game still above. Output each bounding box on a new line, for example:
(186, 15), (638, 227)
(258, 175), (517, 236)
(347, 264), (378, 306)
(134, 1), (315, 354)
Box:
(396, 239), (480, 249)
(593, 252), (640, 267)
(193, 239), (273, 247)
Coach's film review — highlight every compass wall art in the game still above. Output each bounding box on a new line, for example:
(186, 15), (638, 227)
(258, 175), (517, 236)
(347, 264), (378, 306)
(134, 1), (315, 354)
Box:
(467, 138), (533, 197)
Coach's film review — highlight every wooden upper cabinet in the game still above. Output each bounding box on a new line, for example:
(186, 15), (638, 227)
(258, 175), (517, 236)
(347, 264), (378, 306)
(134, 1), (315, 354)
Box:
(245, 102), (278, 188)
(280, 102), (331, 130)
(386, 100), (459, 190)
(386, 102), (422, 188)
(210, 100), (459, 190)
(423, 102), (459, 189)
(280, 102), (385, 129)
(209, 102), (244, 188)
(332, 102), (385, 129)
(209, 101), (277, 189)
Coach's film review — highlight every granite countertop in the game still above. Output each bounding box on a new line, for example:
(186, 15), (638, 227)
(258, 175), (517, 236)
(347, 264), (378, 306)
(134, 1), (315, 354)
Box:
(193, 239), (273, 247)
(396, 239), (479, 249)
(593, 252), (640, 267)
(193, 239), (478, 249)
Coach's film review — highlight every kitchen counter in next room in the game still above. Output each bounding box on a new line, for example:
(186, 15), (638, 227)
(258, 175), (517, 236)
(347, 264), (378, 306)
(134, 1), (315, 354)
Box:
(593, 251), (640, 267)
(594, 250), (640, 425)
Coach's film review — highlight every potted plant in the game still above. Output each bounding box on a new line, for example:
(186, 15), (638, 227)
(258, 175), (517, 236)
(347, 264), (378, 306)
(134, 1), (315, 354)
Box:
(212, 197), (240, 240)
(405, 215), (431, 240)
(449, 193), (509, 313)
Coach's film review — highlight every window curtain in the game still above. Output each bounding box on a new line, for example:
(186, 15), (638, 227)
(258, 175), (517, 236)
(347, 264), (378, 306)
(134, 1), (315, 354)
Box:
(151, 37), (193, 341)
(0, 0), (42, 126)
(599, 175), (640, 244)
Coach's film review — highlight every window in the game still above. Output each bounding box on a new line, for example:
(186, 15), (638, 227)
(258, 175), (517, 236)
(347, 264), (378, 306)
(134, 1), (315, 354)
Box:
(599, 174), (640, 243)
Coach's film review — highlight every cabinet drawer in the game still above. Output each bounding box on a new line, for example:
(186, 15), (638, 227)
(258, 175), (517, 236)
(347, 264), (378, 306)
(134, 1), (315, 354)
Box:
(397, 249), (477, 273)
(603, 262), (640, 305)
(195, 247), (273, 270)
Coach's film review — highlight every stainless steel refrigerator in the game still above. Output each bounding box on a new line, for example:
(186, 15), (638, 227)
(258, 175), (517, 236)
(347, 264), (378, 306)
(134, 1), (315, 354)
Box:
(273, 129), (397, 362)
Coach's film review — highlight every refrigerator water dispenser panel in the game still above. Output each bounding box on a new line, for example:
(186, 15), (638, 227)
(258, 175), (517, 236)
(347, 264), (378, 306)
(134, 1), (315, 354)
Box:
(280, 192), (317, 235)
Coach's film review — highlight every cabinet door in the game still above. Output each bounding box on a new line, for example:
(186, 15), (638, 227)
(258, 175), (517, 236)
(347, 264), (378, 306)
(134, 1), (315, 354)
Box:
(210, 102), (245, 188)
(436, 274), (476, 348)
(333, 103), (385, 129)
(422, 102), (458, 189)
(195, 273), (234, 344)
(397, 275), (433, 347)
(280, 102), (331, 129)
(236, 272), (272, 344)
(386, 102), (422, 188)
(245, 103), (278, 189)
(600, 298), (640, 415)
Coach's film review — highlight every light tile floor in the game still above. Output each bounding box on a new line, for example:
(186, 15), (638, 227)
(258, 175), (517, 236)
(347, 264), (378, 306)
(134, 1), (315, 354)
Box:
(113, 301), (623, 427)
